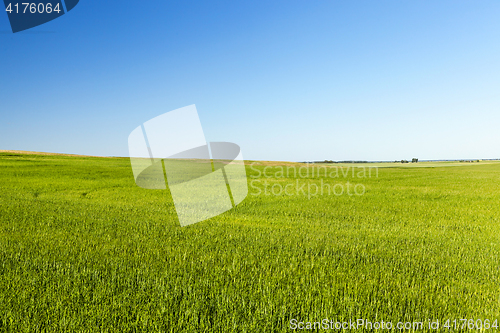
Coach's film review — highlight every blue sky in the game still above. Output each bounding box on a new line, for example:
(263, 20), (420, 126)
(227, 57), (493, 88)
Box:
(1, 0), (500, 161)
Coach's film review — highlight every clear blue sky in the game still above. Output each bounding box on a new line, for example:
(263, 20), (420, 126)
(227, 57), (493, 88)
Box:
(1, 0), (500, 161)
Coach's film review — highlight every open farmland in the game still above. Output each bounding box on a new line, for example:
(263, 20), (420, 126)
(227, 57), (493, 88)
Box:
(0, 152), (499, 332)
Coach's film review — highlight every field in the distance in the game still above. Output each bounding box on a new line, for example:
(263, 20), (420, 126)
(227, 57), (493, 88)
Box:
(1, 152), (500, 332)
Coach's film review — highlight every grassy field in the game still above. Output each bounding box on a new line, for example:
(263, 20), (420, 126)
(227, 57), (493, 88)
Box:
(1, 152), (500, 332)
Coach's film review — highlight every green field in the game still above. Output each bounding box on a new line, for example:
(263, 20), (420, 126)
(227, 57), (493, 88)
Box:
(1, 152), (500, 332)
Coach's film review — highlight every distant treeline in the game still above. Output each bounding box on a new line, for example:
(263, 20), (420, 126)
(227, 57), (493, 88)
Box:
(304, 158), (500, 164)
(307, 160), (370, 164)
